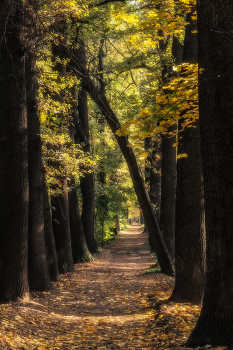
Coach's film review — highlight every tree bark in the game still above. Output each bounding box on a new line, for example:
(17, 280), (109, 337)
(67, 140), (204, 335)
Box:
(67, 54), (174, 275)
(160, 125), (177, 263)
(26, 52), (52, 291)
(159, 35), (183, 263)
(0, 1), (29, 301)
(187, 0), (233, 346)
(77, 40), (97, 253)
(68, 180), (93, 263)
(43, 173), (59, 282)
(150, 139), (161, 224)
(51, 189), (74, 273)
(170, 8), (205, 305)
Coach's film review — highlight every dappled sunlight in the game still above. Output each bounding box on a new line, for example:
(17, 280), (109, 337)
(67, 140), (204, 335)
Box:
(0, 225), (157, 349)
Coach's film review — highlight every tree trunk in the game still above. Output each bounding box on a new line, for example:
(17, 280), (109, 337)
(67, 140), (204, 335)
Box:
(68, 180), (93, 263)
(51, 189), (74, 273)
(68, 60), (174, 275)
(170, 8), (205, 305)
(77, 40), (97, 253)
(43, 173), (59, 282)
(0, 1), (29, 301)
(187, 0), (233, 346)
(159, 35), (183, 263)
(150, 139), (161, 224)
(26, 52), (52, 291)
(116, 214), (121, 233)
(160, 125), (177, 263)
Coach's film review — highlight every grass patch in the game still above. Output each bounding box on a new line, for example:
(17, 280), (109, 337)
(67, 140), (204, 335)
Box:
(142, 264), (161, 275)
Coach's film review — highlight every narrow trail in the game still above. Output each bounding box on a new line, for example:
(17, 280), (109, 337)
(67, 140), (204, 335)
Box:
(0, 224), (159, 349)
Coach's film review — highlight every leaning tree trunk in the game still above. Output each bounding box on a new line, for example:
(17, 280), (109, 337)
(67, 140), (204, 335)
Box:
(77, 40), (97, 253)
(43, 172), (59, 282)
(170, 8), (205, 305)
(187, 0), (233, 346)
(0, 1), (29, 301)
(51, 187), (74, 274)
(26, 52), (52, 291)
(66, 54), (174, 275)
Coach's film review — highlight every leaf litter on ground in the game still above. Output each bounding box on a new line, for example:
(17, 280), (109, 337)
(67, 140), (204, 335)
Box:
(0, 224), (227, 350)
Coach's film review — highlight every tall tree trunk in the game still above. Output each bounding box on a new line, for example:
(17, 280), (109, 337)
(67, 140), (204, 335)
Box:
(68, 179), (93, 263)
(170, 8), (205, 305)
(150, 139), (161, 224)
(77, 40), (97, 253)
(26, 52), (51, 291)
(159, 36), (182, 263)
(43, 173), (59, 282)
(187, 0), (233, 346)
(160, 125), (177, 263)
(68, 90), (93, 263)
(0, 1), (29, 301)
(68, 55), (174, 275)
(51, 187), (74, 273)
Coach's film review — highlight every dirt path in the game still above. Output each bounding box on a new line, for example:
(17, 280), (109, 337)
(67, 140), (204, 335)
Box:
(0, 224), (159, 349)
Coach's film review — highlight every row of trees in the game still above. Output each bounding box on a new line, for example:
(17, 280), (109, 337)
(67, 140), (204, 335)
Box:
(0, 0), (232, 347)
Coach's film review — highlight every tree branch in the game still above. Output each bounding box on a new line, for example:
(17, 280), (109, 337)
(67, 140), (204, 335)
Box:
(89, 0), (126, 8)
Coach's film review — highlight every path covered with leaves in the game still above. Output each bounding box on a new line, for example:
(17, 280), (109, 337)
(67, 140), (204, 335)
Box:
(0, 224), (208, 349)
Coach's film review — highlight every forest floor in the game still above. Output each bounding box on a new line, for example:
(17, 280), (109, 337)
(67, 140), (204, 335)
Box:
(0, 224), (223, 349)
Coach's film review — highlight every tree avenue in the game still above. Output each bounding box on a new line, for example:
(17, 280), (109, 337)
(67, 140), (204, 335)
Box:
(0, 0), (233, 347)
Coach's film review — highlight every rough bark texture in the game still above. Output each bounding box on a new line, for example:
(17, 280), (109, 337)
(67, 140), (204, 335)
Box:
(43, 174), (59, 282)
(171, 8), (205, 305)
(159, 35), (183, 264)
(0, 1), (29, 301)
(66, 53), (174, 275)
(187, 0), (233, 346)
(26, 53), (51, 291)
(51, 191), (74, 274)
(150, 139), (161, 224)
(160, 125), (177, 263)
(77, 40), (97, 253)
(68, 180), (93, 263)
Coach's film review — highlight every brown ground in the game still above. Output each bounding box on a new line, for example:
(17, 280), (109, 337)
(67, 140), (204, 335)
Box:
(0, 224), (205, 349)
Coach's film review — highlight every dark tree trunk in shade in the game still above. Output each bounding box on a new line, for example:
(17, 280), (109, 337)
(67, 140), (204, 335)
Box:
(26, 53), (52, 291)
(51, 189), (74, 273)
(159, 36), (182, 264)
(144, 137), (151, 234)
(140, 212), (144, 226)
(77, 40), (97, 253)
(68, 56), (174, 275)
(68, 179), (93, 263)
(68, 89), (93, 262)
(171, 8), (205, 305)
(150, 139), (161, 224)
(160, 125), (177, 263)
(187, 0), (233, 346)
(0, 1), (29, 300)
(43, 173), (59, 282)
